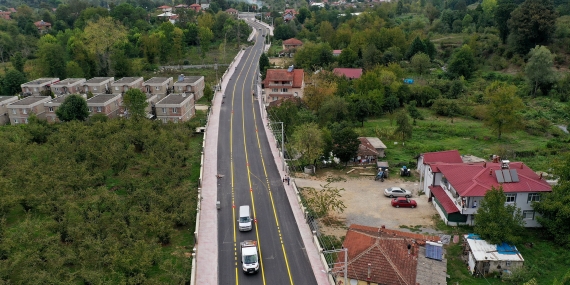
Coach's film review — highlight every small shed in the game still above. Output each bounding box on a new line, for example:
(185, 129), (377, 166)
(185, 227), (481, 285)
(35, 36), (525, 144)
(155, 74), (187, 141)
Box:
(464, 234), (524, 277)
(365, 137), (387, 158)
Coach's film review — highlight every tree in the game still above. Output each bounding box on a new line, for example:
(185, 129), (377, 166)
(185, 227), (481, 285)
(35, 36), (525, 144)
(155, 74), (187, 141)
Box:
(123, 89), (149, 121)
(297, 7), (310, 24)
(425, 4), (440, 25)
(406, 36), (426, 59)
(410, 52), (431, 75)
(82, 17), (127, 75)
(352, 100), (370, 126)
(448, 44), (476, 79)
(507, 0), (557, 54)
(303, 74), (337, 111)
(66, 61), (84, 78)
(525, 45), (557, 96)
(394, 110), (412, 141)
(495, 0), (517, 43)
(290, 122), (324, 166)
(2, 69), (26, 95)
(318, 96), (349, 125)
(56, 95), (90, 122)
(331, 125), (360, 166)
(302, 182), (346, 219)
(198, 26), (214, 56)
(407, 100), (422, 125)
(36, 35), (66, 78)
(483, 82), (524, 139)
(204, 83), (214, 104)
(533, 154), (570, 248)
(11, 52), (26, 73)
(293, 42), (333, 71)
(259, 53), (270, 79)
(474, 186), (525, 244)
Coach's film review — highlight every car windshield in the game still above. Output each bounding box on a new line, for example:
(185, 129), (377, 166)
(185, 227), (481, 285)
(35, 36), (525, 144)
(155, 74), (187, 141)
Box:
(244, 254), (258, 264)
(239, 217), (250, 223)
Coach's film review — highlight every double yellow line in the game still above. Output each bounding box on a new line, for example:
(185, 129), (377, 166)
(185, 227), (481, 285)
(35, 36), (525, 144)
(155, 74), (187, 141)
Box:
(228, 22), (295, 285)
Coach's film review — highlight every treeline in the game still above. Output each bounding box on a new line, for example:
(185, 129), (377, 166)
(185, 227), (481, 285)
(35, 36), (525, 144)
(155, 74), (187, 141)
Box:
(0, 117), (202, 283)
(0, 0), (251, 95)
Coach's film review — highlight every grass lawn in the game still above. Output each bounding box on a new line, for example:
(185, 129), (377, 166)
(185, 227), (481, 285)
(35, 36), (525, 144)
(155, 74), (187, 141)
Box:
(354, 110), (561, 172)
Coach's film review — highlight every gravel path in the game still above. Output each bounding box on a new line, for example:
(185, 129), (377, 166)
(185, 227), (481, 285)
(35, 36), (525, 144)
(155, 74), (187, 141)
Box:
(294, 173), (442, 236)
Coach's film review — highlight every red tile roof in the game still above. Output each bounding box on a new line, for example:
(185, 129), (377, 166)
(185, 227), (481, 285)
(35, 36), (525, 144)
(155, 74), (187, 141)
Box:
(284, 8), (297, 15)
(34, 20), (51, 27)
(333, 68), (363, 79)
(336, 225), (439, 285)
(264, 69), (304, 88)
(226, 8), (238, 13)
(158, 5), (171, 8)
(358, 137), (379, 156)
(434, 162), (551, 197)
(429, 186), (460, 214)
(282, 38), (303, 46)
(422, 150), (463, 165)
(333, 49), (342, 55)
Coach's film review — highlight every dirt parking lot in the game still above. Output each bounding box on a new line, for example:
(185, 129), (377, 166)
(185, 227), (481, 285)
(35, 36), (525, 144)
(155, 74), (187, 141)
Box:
(294, 170), (440, 237)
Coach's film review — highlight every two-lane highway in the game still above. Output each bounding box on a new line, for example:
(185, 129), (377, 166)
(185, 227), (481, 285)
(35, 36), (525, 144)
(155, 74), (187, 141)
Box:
(217, 21), (318, 285)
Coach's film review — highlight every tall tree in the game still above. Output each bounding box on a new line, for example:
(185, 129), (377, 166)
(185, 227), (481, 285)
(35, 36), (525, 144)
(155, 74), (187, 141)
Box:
(410, 52), (431, 75)
(56, 95), (90, 122)
(123, 89), (149, 121)
(406, 100), (421, 125)
(290, 122), (324, 166)
(303, 74), (337, 111)
(507, 0), (557, 53)
(394, 110), (412, 141)
(474, 186), (525, 244)
(302, 182), (346, 219)
(330, 125), (360, 166)
(483, 82), (524, 139)
(259, 53), (270, 79)
(405, 36), (426, 59)
(448, 44), (476, 79)
(2, 69), (27, 95)
(525, 45), (557, 96)
(425, 4), (440, 25)
(10, 52), (26, 73)
(36, 34), (66, 78)
(494, 0), (517, 43)
(198, 27), (214, 56)
(82, 17), (127, 76)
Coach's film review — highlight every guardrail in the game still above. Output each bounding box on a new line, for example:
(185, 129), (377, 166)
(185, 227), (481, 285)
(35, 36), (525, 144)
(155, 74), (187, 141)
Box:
(190, 48), (246, 285)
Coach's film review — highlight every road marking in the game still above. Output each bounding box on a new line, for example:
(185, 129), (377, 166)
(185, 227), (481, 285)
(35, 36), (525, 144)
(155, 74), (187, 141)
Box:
(229, 44), (267, 284)
(248, 39), (295, 284)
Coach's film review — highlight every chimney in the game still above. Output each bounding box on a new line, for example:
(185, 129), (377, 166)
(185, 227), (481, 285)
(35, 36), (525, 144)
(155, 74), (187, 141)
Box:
(367, 263), (371, 280)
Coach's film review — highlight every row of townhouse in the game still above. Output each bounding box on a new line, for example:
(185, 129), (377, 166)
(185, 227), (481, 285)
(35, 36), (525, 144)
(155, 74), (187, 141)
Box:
(416, 150), (552, 227)
(1, 75), (204, 125)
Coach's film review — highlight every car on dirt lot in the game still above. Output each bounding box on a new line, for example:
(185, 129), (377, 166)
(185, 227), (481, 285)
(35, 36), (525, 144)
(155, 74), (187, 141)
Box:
(391, 197), (417, 208)
(384, 187), (412, 198)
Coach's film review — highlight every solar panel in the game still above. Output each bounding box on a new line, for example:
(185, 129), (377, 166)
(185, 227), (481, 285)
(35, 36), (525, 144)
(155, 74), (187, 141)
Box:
(287, 65), (294, 72)
(426, 242), (443, 260)
(495, 170), (505, 183)
(502, 169), (512, 183)
(510, 169), (520, 182)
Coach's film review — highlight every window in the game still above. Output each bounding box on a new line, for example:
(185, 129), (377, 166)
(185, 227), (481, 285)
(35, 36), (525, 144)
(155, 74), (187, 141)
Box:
(523, 210), (535, 220)
(115, 86), (119, 91)
(282, 88), (288, 92)
(272, 88), (278, 92)
(25, 118), (28, 124)
(506, 261), (511, 267)
(178, 86), (183, 90)
(174, 119), (178, 123)
(505, 193), (517, 203)
(34, 88), (38, 92)
(124, 87), (129, 91)
(162, 118), (167, 123)
(13, 119), (18, 124)
(89, 107), (93, 112)
(93, 87), (97, 91)
(48, 107), (54, 112)
(527, 193), (540, 203)
(97, 107), (102, 113)
(172, 108), (178, 113)
(12, 109), (16, 114)
(155, 86), (160, 90)
(162, 108), (167, 114)
(55, 88), (59, 92)
(23, 109), (27, 114)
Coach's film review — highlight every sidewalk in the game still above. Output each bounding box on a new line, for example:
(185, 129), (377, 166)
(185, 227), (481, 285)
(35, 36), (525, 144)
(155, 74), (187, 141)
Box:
(194, 49), (246, 285)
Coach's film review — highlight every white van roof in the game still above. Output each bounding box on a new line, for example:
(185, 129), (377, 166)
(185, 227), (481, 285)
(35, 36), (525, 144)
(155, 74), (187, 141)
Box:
(239, 205), (250, 215)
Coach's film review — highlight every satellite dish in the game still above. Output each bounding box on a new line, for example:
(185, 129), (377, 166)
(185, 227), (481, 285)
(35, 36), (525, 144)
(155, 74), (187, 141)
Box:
(350, 279), (358, 285)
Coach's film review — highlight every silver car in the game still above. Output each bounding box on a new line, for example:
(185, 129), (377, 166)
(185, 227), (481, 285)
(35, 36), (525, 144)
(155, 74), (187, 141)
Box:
(384, 187), (412, 198)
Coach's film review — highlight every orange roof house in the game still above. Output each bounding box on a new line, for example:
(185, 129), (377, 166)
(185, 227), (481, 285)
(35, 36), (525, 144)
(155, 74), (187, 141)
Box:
(262, 67), (305, 106)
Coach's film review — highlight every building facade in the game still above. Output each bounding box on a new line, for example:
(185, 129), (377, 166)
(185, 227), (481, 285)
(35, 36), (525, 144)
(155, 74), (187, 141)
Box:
(51, 78), (86, 95)
(262, 68), (304, 106)
(83, 77), (114, 94)
(143, 77), (173, 101)
(87, 94), (123, 118)
(7, 96), (52, 124)
(173, 75), (205, 101)
(21, 78), (60, 96)
(44, 94), (73, 123)
(111, 77), (144, 94)
(155, 93), (195, 123)
(0, 96), (18, 125)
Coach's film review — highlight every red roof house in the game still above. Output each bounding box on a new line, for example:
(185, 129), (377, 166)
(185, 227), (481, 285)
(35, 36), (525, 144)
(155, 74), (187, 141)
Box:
(332, 49), (342, 56)
(34, 20), (51, 32)
(189, 4), (201, 12)
(334, 224), (446, 285)
(0, 11), (11, 20)
(262, 68), (304, 106)
(333, 68), (363, 80)
(226, 8), (238, 17)
(419, 150), (552, 227)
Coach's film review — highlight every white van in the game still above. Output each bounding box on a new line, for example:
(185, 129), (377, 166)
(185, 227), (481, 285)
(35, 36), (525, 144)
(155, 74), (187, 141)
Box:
(239, 205), (252, 231)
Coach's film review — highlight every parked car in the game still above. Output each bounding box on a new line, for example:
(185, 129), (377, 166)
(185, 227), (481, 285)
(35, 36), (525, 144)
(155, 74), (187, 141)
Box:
(391, 197), (417, 208)
(384, 187), (412, 198)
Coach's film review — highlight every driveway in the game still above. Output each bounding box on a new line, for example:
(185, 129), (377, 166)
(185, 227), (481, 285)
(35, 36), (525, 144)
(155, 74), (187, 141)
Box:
(294, 172), (439, 237)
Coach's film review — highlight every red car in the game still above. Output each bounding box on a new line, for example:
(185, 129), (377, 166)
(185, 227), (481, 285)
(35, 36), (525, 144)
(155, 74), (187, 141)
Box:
(391, 197), (417, 208)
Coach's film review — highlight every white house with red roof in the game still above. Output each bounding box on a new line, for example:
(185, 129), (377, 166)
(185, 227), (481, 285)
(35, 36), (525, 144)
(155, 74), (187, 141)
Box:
(262, 67), (304, 106)
(333, 68), (363, 80)
(418, 150), (552, 227)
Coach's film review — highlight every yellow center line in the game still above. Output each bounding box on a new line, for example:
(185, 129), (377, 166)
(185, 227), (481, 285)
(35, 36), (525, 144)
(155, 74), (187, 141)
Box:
(248, 28), (295, 285)
(228, 28), (268, 285)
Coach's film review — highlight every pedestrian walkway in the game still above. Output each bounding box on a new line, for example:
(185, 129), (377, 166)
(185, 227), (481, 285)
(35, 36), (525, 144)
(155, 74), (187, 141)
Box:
(194, 49), (245, 285)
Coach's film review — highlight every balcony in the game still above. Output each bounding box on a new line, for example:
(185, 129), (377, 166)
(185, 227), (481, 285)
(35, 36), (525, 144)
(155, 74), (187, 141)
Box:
(267, 83), (293, 87)
(461, 207), (478, 215)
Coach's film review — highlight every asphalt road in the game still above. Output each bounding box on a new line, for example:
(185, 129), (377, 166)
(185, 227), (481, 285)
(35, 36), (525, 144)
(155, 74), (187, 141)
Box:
(217, 21), (318, 285)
